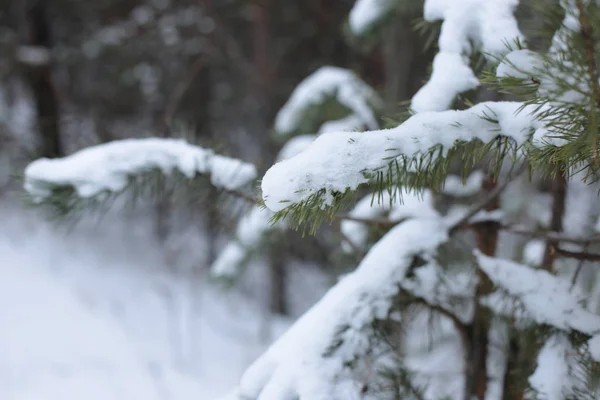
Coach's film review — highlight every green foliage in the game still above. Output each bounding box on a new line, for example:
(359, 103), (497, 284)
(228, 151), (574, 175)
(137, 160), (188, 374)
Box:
(272, 133), (522, 232)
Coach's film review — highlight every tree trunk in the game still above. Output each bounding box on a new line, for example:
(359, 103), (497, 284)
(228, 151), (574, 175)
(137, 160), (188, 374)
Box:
(21, 0), (62, 158)
(465, 176), (499, 400)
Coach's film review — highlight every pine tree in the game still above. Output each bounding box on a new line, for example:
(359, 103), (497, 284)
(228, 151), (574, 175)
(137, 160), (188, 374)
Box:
(21, 0), (600, 399)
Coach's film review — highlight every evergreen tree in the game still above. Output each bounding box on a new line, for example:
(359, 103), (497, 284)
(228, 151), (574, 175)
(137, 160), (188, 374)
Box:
(21, 0), (600, 399)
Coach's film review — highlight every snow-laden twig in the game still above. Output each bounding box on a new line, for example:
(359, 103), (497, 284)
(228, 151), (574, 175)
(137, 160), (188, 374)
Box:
(262, 101), (542, 213)
(24, 138), (257, 201)
(476, 251), (600, 334)
(230, 218), (449, 400)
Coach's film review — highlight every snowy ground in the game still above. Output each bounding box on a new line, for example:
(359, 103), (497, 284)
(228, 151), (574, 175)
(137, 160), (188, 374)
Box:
(0, 202), (288, 400)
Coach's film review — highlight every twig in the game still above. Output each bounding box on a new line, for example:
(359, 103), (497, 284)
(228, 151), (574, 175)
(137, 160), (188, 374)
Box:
(219, 187), (258, 204)
(501, 225), (600, 245)
(334, 214), (407, 226)
(450, 166), (526, 234)
(571, 240), (590, 289)
(556, 247), (600, 262)
(339, 229), (365, 262)
(411, 297), (469, 344)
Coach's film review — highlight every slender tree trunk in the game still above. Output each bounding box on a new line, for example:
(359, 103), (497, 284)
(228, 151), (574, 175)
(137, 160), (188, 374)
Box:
(465, 176), (499, 400)
(541, 173), (567, 271)
(21, 0), (62, 158)
(252, 0), (288, 315)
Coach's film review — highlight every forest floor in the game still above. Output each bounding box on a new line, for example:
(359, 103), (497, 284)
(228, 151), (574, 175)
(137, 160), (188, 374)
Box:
(0, 202), (288, 400)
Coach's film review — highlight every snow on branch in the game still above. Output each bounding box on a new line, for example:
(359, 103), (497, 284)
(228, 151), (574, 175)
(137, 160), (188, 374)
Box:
(412, 0), (523, 112)
(262, 101), (542, 214)
(24, 138), (257, 202)
(348, 0), (395, 36)
(475, 251), (600, 335)
(230, 217), (448, 400)
(274, 66), (382, 136)
(528, 334), (582, 400)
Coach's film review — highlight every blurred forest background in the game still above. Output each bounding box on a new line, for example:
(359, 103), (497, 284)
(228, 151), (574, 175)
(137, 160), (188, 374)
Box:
(0, 0), (438, 399)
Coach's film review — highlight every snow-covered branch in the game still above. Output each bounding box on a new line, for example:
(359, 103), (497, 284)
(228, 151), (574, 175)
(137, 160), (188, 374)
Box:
(24, 138), (257, 202)
(262, 101), (542, 213)
(228, 217), (448, 399)
(476, 251), (600, 334)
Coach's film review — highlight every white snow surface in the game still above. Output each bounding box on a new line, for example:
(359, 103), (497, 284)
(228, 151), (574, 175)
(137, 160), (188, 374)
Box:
(229, 217), (449, 400)
(588, 334), (600, 362)
(528, 334), (578, 400)
(0, 204), (283, 400)
(262, 101), (542, 212)
(274, 66), (381, 135)
(476, 252), (600, 334)
(24, 138), (257, 200)
(348, 0), (393, 35)
(523, 239), (546, 267)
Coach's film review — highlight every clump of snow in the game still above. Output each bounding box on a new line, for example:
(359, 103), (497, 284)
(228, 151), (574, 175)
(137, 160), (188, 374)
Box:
(413, 0), (523, 112)
(411, 53), (479, 113)
(442, 170), (484, 197)
(588, 334), (600, 361)
(348, 0), (394, 35)
(24, 138), (257, 201)
(262, 101), (542, 212)
(232, 218), (448, 399)
(528, 334), (578, 400)
(523, 239), (546, 266)
(274, 67), (382, 136)
(476, 252), (600, 334)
